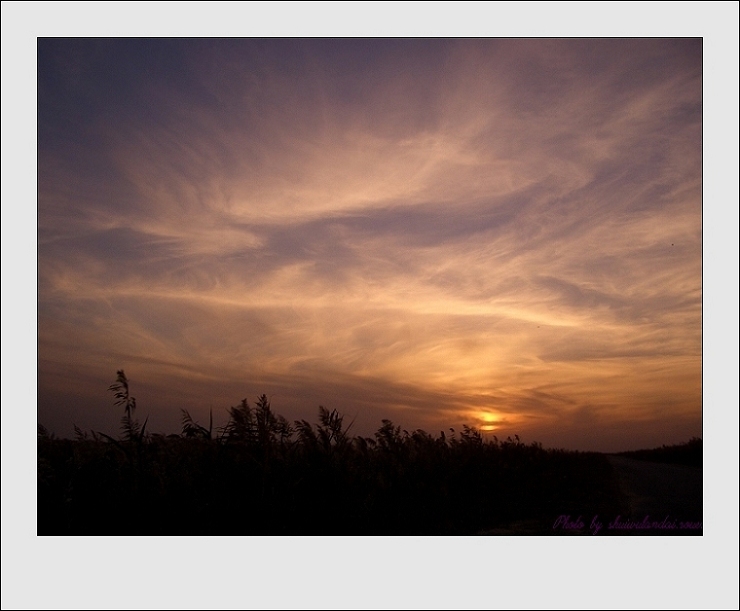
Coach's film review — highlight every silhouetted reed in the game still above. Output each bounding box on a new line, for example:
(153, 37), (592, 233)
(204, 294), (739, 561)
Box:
(38, 371), (631, 535)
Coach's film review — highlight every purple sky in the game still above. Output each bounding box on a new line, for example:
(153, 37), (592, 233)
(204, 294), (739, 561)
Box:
(32, 38), (710, 450)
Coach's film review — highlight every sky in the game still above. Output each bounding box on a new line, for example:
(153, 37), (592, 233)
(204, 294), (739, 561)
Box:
(34, 37), (707, 451)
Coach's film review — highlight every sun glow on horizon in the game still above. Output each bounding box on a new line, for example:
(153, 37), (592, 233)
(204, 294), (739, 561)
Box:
(474, 410), (505, 433)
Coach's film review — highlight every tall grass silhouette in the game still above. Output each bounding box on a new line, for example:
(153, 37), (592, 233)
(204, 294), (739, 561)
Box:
(38, 371), (637, 535)
(107, 369), (147, 443)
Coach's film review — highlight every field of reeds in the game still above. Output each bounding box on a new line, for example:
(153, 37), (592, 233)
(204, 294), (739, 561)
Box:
(38, 371), (631, 535)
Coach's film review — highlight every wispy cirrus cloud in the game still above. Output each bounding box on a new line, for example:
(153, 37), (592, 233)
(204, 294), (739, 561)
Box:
(37, 38), (702, 450)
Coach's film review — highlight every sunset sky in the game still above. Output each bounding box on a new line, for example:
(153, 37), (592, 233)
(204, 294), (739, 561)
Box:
(35, 37), (706, 451)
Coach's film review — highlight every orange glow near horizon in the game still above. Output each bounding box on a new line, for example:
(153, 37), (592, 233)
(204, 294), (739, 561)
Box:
(477, 411), (502, 433)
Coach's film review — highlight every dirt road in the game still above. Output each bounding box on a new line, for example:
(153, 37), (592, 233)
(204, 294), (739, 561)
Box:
(605, 455), (702, 534)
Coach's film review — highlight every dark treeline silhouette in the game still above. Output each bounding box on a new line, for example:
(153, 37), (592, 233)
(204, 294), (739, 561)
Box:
(38, 371), (632, 535)
(615, 438), (702, 468)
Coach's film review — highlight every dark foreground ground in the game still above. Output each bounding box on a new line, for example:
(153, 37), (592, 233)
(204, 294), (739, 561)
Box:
(38, 431), (702, 536)
(602, 455), (702, 535)
(480, 441), (703, 536)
